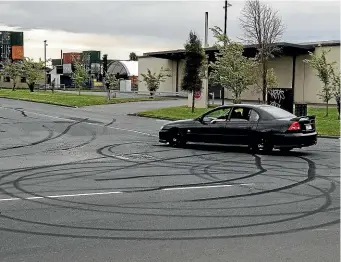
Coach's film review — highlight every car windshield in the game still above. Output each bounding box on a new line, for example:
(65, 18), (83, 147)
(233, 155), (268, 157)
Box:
(260, 106), (296, 119)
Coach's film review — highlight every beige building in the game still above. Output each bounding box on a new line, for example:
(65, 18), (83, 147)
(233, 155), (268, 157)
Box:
(0, 68), (49, 89)
(0, 75), (29, 89)
(138, 40), (340, 105)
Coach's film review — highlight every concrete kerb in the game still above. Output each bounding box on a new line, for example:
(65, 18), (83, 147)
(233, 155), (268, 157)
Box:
(0, 96), (78, 108)
(129, 113), (341, 140)
(128, 113), (178, 121)
(318, 135), (340, 140)
(0, 96), (181, 110)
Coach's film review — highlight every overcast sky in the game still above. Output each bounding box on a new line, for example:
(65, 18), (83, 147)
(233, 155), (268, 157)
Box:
(0, 0), (339, 61)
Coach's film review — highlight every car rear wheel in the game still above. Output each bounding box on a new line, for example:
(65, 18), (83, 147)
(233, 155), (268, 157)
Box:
(168, 129), (186, 147)
(249, 137), (273, 154)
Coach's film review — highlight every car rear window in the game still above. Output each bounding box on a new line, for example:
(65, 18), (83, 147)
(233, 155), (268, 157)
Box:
(260, 106), (296, 119)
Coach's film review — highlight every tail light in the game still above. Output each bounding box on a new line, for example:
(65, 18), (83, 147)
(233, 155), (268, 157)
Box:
(288, 121), (301, 131)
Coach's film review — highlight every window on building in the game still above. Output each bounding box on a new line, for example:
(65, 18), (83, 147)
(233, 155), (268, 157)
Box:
(5, 76), (10, 82)
(21, 77), (26, 83)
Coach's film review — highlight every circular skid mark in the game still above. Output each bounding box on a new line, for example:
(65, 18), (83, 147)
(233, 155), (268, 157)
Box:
(0, 140), (339, 241)
(113, 153), (158, 161)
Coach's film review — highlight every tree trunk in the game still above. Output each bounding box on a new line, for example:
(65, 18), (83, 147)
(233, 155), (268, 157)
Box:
(191, 91), (195, 113)
(336, 95), (340, 119)
(78, 87), (81, 96)
(28, 83), (35, 92)
(12, 81), (16, 91)
(262, 61), (267, 104)
(326, 101), (329, 117)
(107, 89), (111, 102)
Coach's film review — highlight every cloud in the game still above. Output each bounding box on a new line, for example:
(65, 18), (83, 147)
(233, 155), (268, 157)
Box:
(0, 0), (339, 60)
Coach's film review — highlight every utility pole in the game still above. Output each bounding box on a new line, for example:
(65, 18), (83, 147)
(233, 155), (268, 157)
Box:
(205, 12), (209, 106)
(224, 0), (228, 37)
(44, 40), (47, 91)
(222, 0), (232, 105)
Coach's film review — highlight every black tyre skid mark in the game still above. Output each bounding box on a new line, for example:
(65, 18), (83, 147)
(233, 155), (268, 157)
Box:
(0, 143), (339, 240)
(0, 108), (339, 240)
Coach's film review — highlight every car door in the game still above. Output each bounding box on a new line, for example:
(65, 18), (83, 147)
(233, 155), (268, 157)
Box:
(225, 107), (259, 145)
(245, 109), (261, 145)
(193, 107), (231, 143)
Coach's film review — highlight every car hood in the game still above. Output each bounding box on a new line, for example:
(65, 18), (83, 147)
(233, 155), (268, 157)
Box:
(162, 119), (196, 128)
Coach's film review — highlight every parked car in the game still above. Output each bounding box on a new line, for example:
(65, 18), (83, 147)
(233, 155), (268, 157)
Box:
(159, 104), (317, 153)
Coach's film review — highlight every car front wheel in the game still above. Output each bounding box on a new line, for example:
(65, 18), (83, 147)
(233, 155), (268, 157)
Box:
(168, 129), (186, 147)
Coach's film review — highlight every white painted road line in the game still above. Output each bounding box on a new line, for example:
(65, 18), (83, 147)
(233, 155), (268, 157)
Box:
(156, 120), (171, 123)
(0, 191), (123, 202)
(0, 184), (255, 202)
(0, 106), (157, 137)
(163, 183), (255, 191)
(115, 155), (132, 161)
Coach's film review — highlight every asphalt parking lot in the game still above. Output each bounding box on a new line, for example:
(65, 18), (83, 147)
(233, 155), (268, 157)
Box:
(0, 98), (339, 262)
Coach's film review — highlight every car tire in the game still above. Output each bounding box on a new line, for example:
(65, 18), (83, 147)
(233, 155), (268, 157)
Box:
(168, 129), (186, 147)
(248, 144), (259, 154)
(249, 137), (273, 154)
(262, 138), (274, 154)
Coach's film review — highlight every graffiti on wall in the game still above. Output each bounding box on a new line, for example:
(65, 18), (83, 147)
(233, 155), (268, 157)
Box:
(266, 88), (294, 113)
(267, 89), (285, 108)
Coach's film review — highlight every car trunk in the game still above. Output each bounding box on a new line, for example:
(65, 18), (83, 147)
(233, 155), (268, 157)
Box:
(289, 115), (316, 133)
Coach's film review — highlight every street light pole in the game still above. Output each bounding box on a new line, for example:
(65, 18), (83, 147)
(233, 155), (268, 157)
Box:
(222, 0), (232, 105)
(44, 40), (47, 91)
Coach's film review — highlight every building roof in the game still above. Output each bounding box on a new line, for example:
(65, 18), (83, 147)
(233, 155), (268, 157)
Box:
(298, 40), (340, 47)
(141, 40), (339, 60)
(121, 60), (138, 76)
(107, 60), (138, 77)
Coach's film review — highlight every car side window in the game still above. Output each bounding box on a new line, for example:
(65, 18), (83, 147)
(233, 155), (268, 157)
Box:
(248, 109), (260, 121)
(230, 107), (250, 121)
(206, 108), (231, 119)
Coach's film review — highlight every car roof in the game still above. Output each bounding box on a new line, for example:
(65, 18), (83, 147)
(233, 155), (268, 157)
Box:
(215, 104), (271, 109)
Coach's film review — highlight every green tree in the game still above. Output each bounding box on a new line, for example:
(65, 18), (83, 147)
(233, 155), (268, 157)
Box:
(239, 0), (285, 103)
(182, 31), (205, 113)
(0, 60), (23, 91)
(22, 57), (45, 92)
(102, 54), (108, 78)
(104, 72), (119, 101)
(253, 67), (279, 95)
(331, 68), (340, 97)
(209, 26), (259, 104)
(304, 47), (338, 116)
(330, 69), (340, 118)
(71, 60), (89, 95)
(129, 52), (138, 61)
(140, 67), (171, 98)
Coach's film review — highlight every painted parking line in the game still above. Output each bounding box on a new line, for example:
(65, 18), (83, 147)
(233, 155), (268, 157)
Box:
(163, 183), (254, 191)
(0, 191), (123, 202)
(155, 120), (171, 123)
(0, 183), (255, 202)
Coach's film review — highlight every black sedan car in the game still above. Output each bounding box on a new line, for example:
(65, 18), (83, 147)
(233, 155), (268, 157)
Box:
(159, 104), (317, 152)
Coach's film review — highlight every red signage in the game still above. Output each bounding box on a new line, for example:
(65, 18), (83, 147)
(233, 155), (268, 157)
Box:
(194, 91), (201, 99)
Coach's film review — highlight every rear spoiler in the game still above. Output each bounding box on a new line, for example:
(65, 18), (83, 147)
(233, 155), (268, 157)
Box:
(290, 115), (316, 121)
